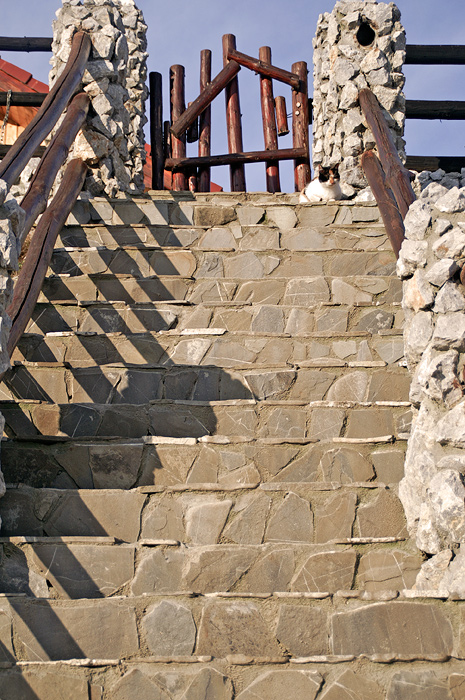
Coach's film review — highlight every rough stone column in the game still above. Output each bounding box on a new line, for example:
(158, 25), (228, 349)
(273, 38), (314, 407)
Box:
(50, 0), (148, 197)
(312, 1), (406, 196)
(0, 181), (26, 528)
(398, 171), (465, 592)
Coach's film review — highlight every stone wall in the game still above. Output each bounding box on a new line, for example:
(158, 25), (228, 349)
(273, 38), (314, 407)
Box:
(312, 1), (406, 196)
(0, 181), (27, 527)
(50, 0), (148, 197)
(398, 169), (465, 592)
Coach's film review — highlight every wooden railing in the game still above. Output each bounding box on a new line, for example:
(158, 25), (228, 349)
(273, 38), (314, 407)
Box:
(0, 31), (91, 371)
(150, 33), (311, 193)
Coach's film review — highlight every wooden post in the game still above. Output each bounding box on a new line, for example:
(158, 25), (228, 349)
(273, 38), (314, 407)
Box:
(170, 64), (187, 191)
(259, 46), (280, 193)
(223, 34), (246, 192)
(275, 96), (289, 136)
(291, 61), (311, 192)
(199, 49), (212, 193)
(361, 150), (405, 258)
(359, 88), (415, 219)
(149, 72), (164, 190)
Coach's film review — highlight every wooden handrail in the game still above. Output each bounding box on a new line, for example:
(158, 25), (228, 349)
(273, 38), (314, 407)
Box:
(0, 37), (52, 52)
(405, 45), (465, 65)
(170, 60), (240, 139)
(0, 31), (91, 188)
(0, 93), (47, 107)
(359, 88), (415, 219)
(226, 48), (302, 90)
(165, 147), (307, 171)
(5, 159), (88, 363)
(20, 92), (91, 246)
(361, 150), (406, 258)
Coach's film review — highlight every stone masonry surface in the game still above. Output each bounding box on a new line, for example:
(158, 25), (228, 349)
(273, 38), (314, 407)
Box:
(398, 169), (465, 594)
(313, 1), (406, 195)
(51, 0), (148, 196)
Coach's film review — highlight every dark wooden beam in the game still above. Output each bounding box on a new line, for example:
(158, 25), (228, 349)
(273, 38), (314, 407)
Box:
(359, 88), (416, 219)
(0, 31), (91, 188)
(0, 37), (52, 52)
(0, 93), (47, 107)
(361, 150), (405, 258)
(20, 92), (90, 246)
(149, 72), (164, 190)
(406, 100), (465, 120)
(227, 48), (301, 90)
(165, 147), (307, 171)
(5, 158), (88, 364)
(170, 60), (240, 139)
(406, 155), (465, 173)
(405, 45), (465, 65)
(0, 145), (45, 158)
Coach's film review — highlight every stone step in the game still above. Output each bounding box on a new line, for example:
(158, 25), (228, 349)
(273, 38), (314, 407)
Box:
(0, 537), (422, 599)
(23, 301), (404, 336)
(0, 399), (412, 440)
(0, 589), (460, 664)
(47, 247), (396, 280)
(13, 328), (405, 368)
(0, 364), (410, 404)
(58, 221), (393, 253)
(1, 435), (406, 489)
(0, 485), (408, 545)
(1, 660), (465, 700)
(37, 274), (402, 306)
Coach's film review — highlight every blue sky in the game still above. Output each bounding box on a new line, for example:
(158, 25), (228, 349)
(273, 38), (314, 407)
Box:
(2, 0), (465, 191)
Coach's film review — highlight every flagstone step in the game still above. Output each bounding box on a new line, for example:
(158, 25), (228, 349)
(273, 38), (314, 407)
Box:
(0, 590), (460, 663)
(37, 274), (402, 306)
(1, 435), (406, 489)
(0, 363), (410, 404)
(0, 484), (408, 545)
(0, 537), (422, 599)
(0, 399), (412, 440)
(22, 301), (405, 336)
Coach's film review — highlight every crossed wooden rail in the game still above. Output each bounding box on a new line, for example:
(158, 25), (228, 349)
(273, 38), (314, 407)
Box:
(0, 31), (91, 372)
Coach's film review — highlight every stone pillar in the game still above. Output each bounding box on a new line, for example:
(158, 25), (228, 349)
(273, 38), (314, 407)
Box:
(50, 0), (148, 197)
(0, 181), (26, 529)
(398, 172), (465, 592)
(312, 1), (406, 196)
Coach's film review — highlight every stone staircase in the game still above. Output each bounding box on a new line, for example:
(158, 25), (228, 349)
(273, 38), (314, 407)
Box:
(0, 192), (462, 699)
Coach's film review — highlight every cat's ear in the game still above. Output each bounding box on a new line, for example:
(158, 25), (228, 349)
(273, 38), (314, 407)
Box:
(333, 164), (339, 175)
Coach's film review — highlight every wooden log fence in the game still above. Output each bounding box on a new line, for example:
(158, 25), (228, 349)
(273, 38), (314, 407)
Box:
(198, 49), (212, 192)
(0, 31), (91, 187)
(259, 46), (280, 193)
(165, 147), (307, 171)
(226, 48), (301, 89)
(149, 72), (164, 191)
(223, 34), (246, 192)
(170, 64), (187, 191)
(292, 61), (311, 192)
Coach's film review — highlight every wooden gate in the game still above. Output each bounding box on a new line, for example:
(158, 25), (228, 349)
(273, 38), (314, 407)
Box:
(149, 34), (311, 194)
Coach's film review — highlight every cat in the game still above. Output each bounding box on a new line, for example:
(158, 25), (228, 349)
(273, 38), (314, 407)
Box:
(299, 165), (342, 203)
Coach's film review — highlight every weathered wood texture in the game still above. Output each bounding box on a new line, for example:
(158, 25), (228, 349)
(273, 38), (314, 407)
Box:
(20, 93), (90, 246)
(0, 31), (91, 188)
(406, 155), (465, 172)
(170, 59), (240, 140)
(361, 150), (406, 258)
(0, 37), (52, 52)
(198, 49), (212, 193)
(406, 100), (465, 120)
(259, 46), (280, 193)
(223, 34), (246, 192)
(405, 44), (465, 65)
(149, 72), (164, 190)
(0, 93), (47, 107)
(275, 96), (289, 136)
(0, 145), (45, 158)
(170, 64), (187, 191)
(165, 147), (307, 170)
(6, 158), (88, 361)
(227, 48), (301, 89)
(359, 88), (415, 219)
(291, 61), (311, 192)
(186, 102), (199, 143)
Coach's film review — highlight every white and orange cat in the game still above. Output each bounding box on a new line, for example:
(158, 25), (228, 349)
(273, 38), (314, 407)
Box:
(299, 165), (342, 203)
